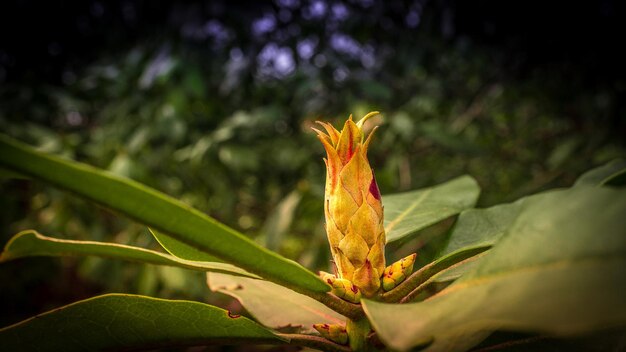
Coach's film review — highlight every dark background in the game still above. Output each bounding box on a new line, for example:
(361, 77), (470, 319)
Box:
(1, 0), (625, 341)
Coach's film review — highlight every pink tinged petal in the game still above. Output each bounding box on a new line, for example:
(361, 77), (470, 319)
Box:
(336, 119), (361, 164)
(366, 194), (383, 219)
(368, 174), (381, 201)
(339, 147), (372, 206)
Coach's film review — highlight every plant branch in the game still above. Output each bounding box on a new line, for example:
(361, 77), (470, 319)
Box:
(309, 291), (365, 320)
(379, 247), (489, 303)
(278, 333), (351, 352)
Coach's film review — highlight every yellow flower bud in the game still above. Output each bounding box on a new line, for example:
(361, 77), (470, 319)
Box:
(319, 271), (362, 303)
(382, 253), (417, 291)
(313, 323), (349, 345)
(314, 112), (386, 297)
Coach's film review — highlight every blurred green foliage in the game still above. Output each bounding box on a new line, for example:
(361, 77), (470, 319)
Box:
(1, 0), (625, 328)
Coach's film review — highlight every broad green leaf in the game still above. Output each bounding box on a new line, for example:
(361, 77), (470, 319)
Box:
(383, 175), (480, 243)
(427, 191), (547, 282)
(574, 159), (626, 187)
(0, 294), (285, 351)
(440, 201), (522, 257)
(364, 186), (626, 351)
(208, 273), (345, 334)
(1, 230), (257, 278)
(421, 199), (526, 283)
(406, 161), (626, 285)
(0, 134), (328, 294)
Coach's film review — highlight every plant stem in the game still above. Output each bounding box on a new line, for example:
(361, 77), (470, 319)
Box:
(310, 292), (365, 320)
(378, 247), (489, 303)
(400, 252), (489, 303)
(346, 317), (372, 352)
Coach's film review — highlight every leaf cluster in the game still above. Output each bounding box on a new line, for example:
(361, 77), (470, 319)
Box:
(1, 136), (625, 351)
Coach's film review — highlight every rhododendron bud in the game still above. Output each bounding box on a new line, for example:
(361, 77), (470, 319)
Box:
(382, 253), (417, 291)
(314, 112), (385, 297)
(319, 271), (362, 304)
(313, 323), (349, 345)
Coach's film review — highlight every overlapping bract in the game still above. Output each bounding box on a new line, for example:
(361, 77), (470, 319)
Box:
(314, 112), (386, 297)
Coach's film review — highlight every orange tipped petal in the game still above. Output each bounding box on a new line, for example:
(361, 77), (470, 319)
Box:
(316, 121), (341, 146)
(336, 119), (361, 164)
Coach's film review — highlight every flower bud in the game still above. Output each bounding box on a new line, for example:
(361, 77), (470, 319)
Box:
(314, 112), (386, 297)
(319, 271), (362, 303)
(382, 253), (417, 291)
(313, 323), (349, 345)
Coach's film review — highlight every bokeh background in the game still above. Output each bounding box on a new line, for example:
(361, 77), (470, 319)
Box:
(1, 0), (625, 333)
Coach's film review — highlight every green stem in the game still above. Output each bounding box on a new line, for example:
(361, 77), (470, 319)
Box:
(378, 247), (489, 303)
(346, 317), (371, 352)
(399, 253), (487, 303)
(310, 292), (365, 320)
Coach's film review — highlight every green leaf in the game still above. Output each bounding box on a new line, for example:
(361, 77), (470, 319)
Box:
(208, 273), (345, 334)
(423, 199), (526, 283)
(384, 175), (480, 243)
(150, 228), (221, 262)
(574, 159), (626, 187)
(440, 201), (521, 258)
(364, 186), (626, 351)
(0, 134), (328, 294)
(0, 294), (285, 352)
(1, 230), (257, 278)
(428, 191), (549, 282)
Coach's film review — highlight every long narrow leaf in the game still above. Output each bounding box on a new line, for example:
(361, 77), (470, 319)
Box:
(0, 294), (285, 351)
(1, 230), (257, 278)
(0, 134), (328, 294)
